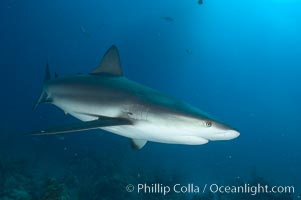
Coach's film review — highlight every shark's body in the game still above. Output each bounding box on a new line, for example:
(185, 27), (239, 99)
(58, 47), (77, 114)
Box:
(33, 45), (239, 149)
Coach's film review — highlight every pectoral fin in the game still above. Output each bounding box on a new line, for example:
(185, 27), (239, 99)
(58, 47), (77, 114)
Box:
(29, 117), (132, 135)
(131, 139), (147, 150)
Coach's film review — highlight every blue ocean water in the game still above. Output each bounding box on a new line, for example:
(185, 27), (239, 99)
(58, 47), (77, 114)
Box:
(0, 0), (300, 199)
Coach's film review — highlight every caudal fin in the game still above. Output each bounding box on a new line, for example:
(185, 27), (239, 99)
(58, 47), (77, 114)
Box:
(33, 62), (51, 109)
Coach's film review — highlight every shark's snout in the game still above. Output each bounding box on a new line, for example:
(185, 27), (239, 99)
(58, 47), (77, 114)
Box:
(224, 129), (240, 140)
(204, 121), (240, 141)
(217, 123), (240, 140)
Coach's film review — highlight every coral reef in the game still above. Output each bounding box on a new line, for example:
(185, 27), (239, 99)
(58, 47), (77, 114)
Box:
(0, 153), (297, 200)
(41, 178), (70, 200)
(0, 158), (35, 200)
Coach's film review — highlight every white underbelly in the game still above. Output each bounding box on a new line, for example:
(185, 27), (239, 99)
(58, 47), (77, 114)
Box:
(62, 107), (208, 145)
(101, 123), (208, 145)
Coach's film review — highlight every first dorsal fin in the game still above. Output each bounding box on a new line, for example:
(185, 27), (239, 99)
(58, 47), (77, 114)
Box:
(90, 45), (123, 76)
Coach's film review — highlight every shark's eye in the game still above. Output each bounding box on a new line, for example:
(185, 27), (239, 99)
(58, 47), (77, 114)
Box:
(205, 121), (212, 127)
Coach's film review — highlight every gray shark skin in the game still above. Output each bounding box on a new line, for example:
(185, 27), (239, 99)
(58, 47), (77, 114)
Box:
(32, 45), (239, 149)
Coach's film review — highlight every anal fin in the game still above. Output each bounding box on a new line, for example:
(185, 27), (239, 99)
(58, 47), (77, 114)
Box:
(131, 139), (147, 150)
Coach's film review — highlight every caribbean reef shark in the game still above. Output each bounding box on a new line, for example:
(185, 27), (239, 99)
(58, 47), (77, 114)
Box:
(32, 45), (239, 149)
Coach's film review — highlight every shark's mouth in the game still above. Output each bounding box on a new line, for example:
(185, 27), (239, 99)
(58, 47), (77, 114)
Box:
(208, 130), (240, 141)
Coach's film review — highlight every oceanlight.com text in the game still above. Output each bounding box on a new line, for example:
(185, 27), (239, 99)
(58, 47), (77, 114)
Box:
(209, 183), (294, 196)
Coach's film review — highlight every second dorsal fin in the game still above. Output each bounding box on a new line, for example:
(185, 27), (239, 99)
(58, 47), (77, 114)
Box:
(90, 45), (123, 76)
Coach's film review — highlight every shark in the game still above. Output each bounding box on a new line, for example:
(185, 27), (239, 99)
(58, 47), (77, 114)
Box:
(32, 45), (239, 149)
